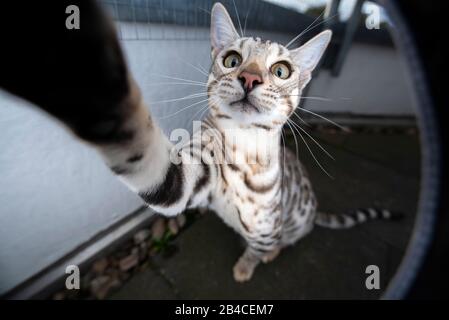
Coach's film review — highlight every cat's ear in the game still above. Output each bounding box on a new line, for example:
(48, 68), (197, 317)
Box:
(290, 30), (332, 73)
(210, 3), (239, 58)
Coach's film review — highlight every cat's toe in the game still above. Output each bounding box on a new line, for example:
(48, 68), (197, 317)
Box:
(233, 261), (254, 282)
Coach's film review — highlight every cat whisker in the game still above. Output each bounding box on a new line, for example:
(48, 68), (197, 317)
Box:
(280, 130), (287, 183)
(188, 103), (210, 124)
(201, 116), (226, 159)
(292, 111), (311, 128)
(304, 13), (339, 37)
(149, 74), (208, 85)
(151, 92), (208, 104)
(285, 120), (300, 160)
(145, 82), (207, 88)
(172, 56), (210, 78)
(296, 106), (350, 132)
(285, 10), (325, 48)
(243, 11), (249, 36)
(295, 13), (339, 45)
(286, 95), (352, 102)
(198, 104), (211, 121)
(282, 95), (334, 102)
(286, 12), (339, 49)
(159, 97), (211, 120)
(189, 96), (222, 124)
(287, 118), (334, 179)
(197, 63), (209, 76)
(189, 96), (220, 124)
(288, 118), (335, 160)
(232, 0), (244, 37)
(198, 7), (211, 15)
(243, 2), (252, 37)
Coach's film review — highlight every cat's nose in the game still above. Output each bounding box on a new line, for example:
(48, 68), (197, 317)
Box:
(238, 71), (263, 92)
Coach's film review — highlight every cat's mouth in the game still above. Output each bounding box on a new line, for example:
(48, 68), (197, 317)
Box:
(230, 96), (260, 113)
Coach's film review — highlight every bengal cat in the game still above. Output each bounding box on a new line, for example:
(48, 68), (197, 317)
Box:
(0, 2), (400, 282)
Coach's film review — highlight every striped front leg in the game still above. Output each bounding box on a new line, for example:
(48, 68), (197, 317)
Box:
(0, 0), (213, 218)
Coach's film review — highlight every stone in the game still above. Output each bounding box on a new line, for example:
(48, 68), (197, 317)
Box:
(119, 253), (139, 272)
(90, 275), (120, 300)
(176, 214), (187, 229)
(92, 257), (109, 274)
(139, 242), (149, 261)
(168, 218), (179, 236)
(151, 217), (166, 240)
(90, 275), (110, 299)
(133, 229), (151, 244)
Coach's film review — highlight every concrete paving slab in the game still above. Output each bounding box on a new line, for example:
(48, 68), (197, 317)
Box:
(110, 266), (178, 300)
(110, 132), (420, 300)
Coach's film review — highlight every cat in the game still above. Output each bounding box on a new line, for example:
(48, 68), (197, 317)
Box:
(0, 2), (401, 283)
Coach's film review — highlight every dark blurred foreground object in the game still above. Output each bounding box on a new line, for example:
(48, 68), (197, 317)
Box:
(0, 0), (447, 299)
(383, 0), (449, 299)
(0, 0), (131, 143)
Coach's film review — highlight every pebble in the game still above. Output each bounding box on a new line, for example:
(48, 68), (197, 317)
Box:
(50, 211), (195, 300)
(90, 275), (120, 300)
(151, 217), (166, 240)
(118, 253), (139, 272)
(139, 242), (149, 261)
(133, 229), (151, 244)
(168, 218), (179, 235)
(90, 275), (110, 299)
(92, 257), (108, 274)
(176, 214), (186, 228)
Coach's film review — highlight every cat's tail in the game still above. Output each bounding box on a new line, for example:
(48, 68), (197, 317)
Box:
(314, 208), (403, 229)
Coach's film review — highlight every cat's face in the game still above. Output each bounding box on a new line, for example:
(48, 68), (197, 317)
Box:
(207, 3), (331, 131)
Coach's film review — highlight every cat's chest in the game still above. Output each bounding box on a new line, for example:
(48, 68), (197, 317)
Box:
(210, 163), (281, 234)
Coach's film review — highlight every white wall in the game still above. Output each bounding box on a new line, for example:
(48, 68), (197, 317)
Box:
(0, 23), (412, 295)
(306, 43), (415, 116)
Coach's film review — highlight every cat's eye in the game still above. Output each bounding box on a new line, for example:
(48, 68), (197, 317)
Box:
(223, 51), (242, 68)
(271, 62), (291, 79)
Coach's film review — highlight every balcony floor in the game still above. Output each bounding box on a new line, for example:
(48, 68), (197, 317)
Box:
(109, 128), (420, 299)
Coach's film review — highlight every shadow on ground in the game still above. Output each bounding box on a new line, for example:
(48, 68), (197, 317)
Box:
(110, 129), (420, 299)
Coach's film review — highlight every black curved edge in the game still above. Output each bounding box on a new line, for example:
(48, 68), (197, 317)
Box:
(382, 0), (448, 299)
(0, 0), (447, 300)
